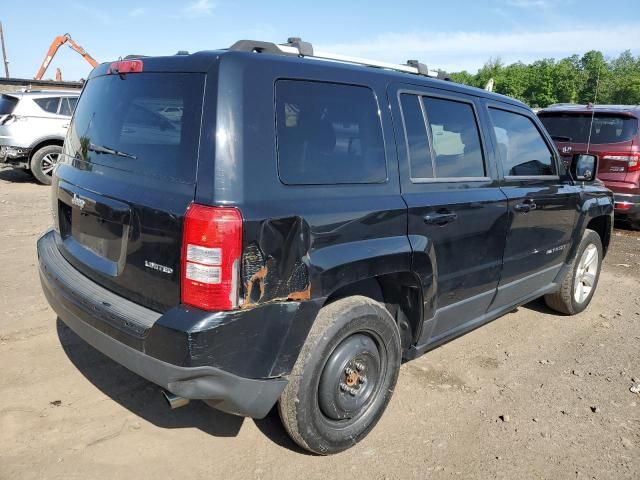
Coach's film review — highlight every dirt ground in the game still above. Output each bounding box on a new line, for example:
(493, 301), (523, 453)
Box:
(1, 165), (638, 480)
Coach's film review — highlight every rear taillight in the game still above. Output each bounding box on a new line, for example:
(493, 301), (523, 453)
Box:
(615, 202), (633, 211)
(602, 153), (640, 172)
(108, 59), (144, 74)
(181, 204), (243, 311)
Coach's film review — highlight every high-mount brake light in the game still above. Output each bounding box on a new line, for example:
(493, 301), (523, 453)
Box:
(181, 204), (243, 311)
(108, 59), (144, 75)
(602, 153), (640, 172)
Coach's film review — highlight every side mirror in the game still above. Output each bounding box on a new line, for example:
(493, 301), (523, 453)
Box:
(571, 154), (597, 182)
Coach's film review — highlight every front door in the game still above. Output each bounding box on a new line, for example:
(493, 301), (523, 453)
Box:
(486, 104), (579, 308)
(390, 84), (509, 344)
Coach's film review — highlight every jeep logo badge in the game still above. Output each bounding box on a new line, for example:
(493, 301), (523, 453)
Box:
(561, 146), (572, 154)
(71, 193), (86, 210)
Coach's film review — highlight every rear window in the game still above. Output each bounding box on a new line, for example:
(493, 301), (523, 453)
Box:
(66, 73), (204, 182)
(0, 94), (18, 115)
(34, 97), (61, 114)
(275, 80), (387, 185)
(540, 113), (638, 144)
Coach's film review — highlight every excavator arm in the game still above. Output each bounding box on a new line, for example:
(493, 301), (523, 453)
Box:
(34, 33), (98, 80)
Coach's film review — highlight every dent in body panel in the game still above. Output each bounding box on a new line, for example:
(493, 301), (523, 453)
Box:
(241, 216), (311, 307)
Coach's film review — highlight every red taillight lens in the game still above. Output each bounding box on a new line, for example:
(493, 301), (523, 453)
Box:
(108, 59), (144, 74)
(602, 153), (640, 172)
(181, 204), (243, 311)
(615, 202), (633, 211)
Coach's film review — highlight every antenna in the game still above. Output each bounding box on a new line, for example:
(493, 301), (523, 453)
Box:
(585, 65), (601, 155)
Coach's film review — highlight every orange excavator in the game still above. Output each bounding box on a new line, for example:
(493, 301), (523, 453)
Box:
(34, 33), (98, 80)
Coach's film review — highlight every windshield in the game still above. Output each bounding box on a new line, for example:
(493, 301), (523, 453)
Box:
(65, 72), (205, 182)
(539, 113), (638, 144)
(0, 94), (18, 115)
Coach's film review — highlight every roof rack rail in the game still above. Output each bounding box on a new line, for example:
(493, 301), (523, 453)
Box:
(228, 37), (444, 79)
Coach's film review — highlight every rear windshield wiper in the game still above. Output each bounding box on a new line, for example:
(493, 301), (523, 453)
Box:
(88, 143), (137, 160)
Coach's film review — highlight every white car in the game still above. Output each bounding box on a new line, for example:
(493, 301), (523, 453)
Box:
(0, 90), (79, 184)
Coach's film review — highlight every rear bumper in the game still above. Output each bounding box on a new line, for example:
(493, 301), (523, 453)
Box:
(38, 230), (321, 418)
(613, 193), (640, 223)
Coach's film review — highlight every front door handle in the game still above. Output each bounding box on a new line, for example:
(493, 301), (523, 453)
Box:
(423, 212), (458, 226)
(515, 201), (537, 213)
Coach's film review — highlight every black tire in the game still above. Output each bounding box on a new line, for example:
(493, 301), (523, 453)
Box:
(278, 295), (401, 455)
(30, 145), (62, 185)
(544, 229), (603, 315)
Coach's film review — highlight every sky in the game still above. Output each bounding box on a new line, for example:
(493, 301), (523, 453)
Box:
(1, 0), (639, 81)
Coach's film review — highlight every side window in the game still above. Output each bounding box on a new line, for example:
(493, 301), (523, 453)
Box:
(489, 108), (556, 176)
(400, 94), (433, 178)
(275, 80), (387, 185)
(422, 97), (485, 178)
(59, 97), (76, 117)
(34, 97), (61, 114)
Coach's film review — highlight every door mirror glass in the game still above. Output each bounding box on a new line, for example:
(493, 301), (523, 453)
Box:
(572, 154), (597, 181)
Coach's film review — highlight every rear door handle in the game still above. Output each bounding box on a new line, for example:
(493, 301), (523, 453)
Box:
(423, 212), (458, 226)
(515, 201), (537, 213)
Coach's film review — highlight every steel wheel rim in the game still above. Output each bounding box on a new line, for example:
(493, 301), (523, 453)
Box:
(41, 153), (59, 176)
(318, 333), (383, 422)
(574, 244), (598, 304)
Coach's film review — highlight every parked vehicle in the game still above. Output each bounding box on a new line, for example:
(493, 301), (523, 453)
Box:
(538, 105), (640, 229)
(37, 39), (614, 455)
(0, 90), (80, 184)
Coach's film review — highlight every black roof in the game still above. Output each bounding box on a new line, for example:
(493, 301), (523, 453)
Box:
(90, 48), (529, 110)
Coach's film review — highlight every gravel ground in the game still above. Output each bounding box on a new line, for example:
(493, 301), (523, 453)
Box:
(0, 166), (638, 479)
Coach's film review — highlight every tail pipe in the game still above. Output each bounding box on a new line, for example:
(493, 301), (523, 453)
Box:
(162, 390), (190, 409)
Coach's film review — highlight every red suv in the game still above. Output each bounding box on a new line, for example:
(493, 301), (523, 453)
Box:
(539, 105), (640, 229)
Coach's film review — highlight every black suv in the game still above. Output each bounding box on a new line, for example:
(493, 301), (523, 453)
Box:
(38, 39), (613, 455)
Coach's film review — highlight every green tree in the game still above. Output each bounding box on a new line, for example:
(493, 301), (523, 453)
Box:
(448, 50), (640, 108)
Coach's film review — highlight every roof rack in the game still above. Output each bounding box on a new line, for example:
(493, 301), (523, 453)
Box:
(229, 37), (445, 79)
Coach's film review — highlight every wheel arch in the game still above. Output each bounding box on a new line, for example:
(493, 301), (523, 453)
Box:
(28, 137), (65, 161)
(585, 214), (612, 256)
(323, 271), (424, 352)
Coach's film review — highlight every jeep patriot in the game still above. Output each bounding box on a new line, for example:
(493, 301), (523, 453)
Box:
(38, 38), (614, 454)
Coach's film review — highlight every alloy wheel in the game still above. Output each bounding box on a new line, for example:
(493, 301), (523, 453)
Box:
(574, 244), (598, 304)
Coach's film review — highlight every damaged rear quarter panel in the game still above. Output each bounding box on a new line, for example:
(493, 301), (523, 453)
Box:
(241, 216), (311, 306)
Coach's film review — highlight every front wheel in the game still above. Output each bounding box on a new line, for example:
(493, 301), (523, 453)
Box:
(30, 145), (62, 185)
(545, 229), (603, 315)
(278, 296), (401, 455)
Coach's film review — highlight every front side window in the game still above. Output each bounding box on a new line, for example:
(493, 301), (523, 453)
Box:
(34, 97), (61, 114)
(275, 80), (387, 185)
(489, 108), (556, 177)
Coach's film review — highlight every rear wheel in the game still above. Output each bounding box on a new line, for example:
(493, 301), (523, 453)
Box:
(30, 145), (62, 185)
(545, 229), (602, 315)
(278, 296), (401, 455)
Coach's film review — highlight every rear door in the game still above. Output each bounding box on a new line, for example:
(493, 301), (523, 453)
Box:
(53, 70), (206, 312)
(390, 84), (509, 344)
(487, 103), (579, 308)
